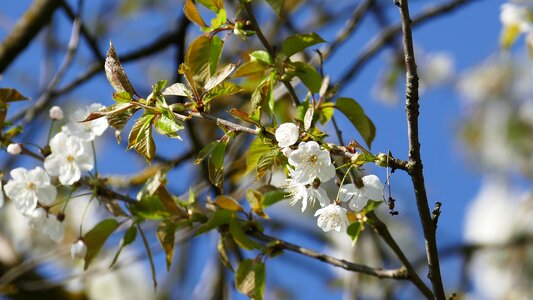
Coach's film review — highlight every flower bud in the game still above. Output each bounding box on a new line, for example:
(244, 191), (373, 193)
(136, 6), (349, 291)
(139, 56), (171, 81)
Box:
(6, 143), (21, 155)
(49, 106), (64, 120)
(71, 239), (87, 260)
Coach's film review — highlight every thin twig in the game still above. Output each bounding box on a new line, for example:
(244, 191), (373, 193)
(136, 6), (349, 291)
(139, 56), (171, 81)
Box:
(396, 0), (445, 298)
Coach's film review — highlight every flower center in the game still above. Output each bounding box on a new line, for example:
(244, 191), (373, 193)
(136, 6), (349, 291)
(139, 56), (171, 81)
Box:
(308, 154), (318, 164)
(27, 182), (36, 190)
(67, 155), (75, 162)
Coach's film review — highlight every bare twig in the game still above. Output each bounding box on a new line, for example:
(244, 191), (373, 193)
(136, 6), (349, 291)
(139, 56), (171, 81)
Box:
(396, 0), (445, 298)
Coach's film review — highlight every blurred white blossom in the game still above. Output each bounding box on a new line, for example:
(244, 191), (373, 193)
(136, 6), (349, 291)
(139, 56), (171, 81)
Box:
(6, 143), (21, 155)
(275, 122), (299, 148)
(314, 204), (349, 232)
(339, 175), (384, 211)
(62, 103), (109, 141)
(71, 239), (87, 260)
(44, 132), (94, 185)
(4, 167), (57, 215)
(49, 106), (64, 120)
(288, 141), (335, 184)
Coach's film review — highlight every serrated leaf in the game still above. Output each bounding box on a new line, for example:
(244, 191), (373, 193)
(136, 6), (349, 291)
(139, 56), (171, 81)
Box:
(281, 33), (325, 58)
(205, 63), (237, 91)
(110, 224), (137, 268)
(127, 113), (156, 161)
(154, 110), (184, 139)
(214, 195), (244, 211)
(83, 219), (119, 270)
(204, 82), (243, 103)
(361, 200), (383, 214)
(163, 83), (193, 98)
(246, 189), (269, 219)
(293, 62), (322, 93)
(256, 149), (279, 181)
(107, 106), (139, 143)
(0, 88), (28, 102)
(235, 259), (265, 300)
(234, 61), (269, 78)
(195, 209), (234, 236)
(157, 219), (178, 271)
(335, 97), (376, 148)
(183, 0), (207, 27)
(347, 222), (361, 246)
(246, 138), (274, 175)
(186, 35), (223, 83)
(229, 218), (260, 250)
(217, 236), (234, 271)
(105, 42), (137, 96)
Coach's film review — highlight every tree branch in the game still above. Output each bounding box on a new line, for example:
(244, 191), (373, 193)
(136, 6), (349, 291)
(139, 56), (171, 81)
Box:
(396, 0), (445, 298)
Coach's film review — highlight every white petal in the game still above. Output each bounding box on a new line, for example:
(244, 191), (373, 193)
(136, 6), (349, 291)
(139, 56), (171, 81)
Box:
(313, 187), (330, 207)
(35, 185), (57, 205)
(275, 123), (299, 148)
(44, 154), (66, 176)
(339, 184), (357, 203)
(75, 150), (95, 171)
(58, 164), (81, 185)
(28, 167), (50, 185)
(317, 161), (335, 182)
(10, 167), (29, 182)
(49, 132), (69, 153)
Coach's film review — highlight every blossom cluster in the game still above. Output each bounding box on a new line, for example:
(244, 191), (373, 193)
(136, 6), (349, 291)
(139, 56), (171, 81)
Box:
(275, 123), (384, 233)
(1, 104), (108, 243)
(500, 2), (533, 49)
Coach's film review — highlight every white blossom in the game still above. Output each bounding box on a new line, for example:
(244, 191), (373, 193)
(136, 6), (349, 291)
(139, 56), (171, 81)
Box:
(49, 106), (64, 120)
(314, 204), (349, 232)
(41, 214), (65, 242)
(62, 103), (109, 141)
(500, 3), (532, 33)
(288, 141), (335, 184)
(28, 207), (48, 229)
(281, 147), (294, 157)
(339, 175), (384, 211)
(71, 239), (88, 260)
(44, 132), (94, 185)
(6, 143), (21, 155)
(275, 123), (299, 148)
(286, 169), (329, 211)
(4, 167), (57, 215)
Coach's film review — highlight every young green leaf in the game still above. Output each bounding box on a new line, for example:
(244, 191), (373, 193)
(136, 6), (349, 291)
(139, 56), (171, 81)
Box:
(234, 61), (268, 78)
(256, 149), (279, 180)
(209, 141), (227, 189)
(293, 62), (322, 93)
(197, 0), (224, 12)
(205, 63), (237, 91)
(229, 219), (260, 250)
(105, 41), (137, 96)
(317, 102), (334, 125)
(183, 0), (207, 27)
(281, 33), (325, 57)
(335, 97), (376, 148)
(214, 195), (244, 212)
(110, 224), (137, 268)
(246, 189), (269, 219)
(163, 83), (193, 98)
(262, 189), (287, 207)
(235, 259), (266, 300)
(154, 110), (184, 139)
(195, 209), (234, 236)
(83, 219), (120, 270)
(361, 200), (383, 214)
(131, 194), (172, 220)
(83, 102), (135, 122)
(246, 138), (275, 175)
(217, 236), (234, 272)
(265, 0), (283, 15)
(347, 222), (362, 246)
(157, 219), (179, 271)
(204, 82), (243, 103)
(127, 113), (156, 161)
(107, 106), (139, 144)
(250, 50), (273, 65)
(186, 35), (224, 83)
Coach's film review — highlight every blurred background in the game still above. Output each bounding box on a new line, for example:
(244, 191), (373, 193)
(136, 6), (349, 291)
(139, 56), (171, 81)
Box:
(1, 0), (533, 299)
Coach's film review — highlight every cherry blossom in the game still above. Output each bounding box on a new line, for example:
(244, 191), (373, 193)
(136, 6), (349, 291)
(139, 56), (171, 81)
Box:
(62, 103), (109, 141)
(49, 106), (64, 120)
(314, 204), (349, 232)
(6, 143), (21, 155)
(286, 169), (329, 211)
(41, 214), (65, 242)
(275, 123), (299, 148)
(339, 175), (384, 211)
(4, 167), (57, 215)
(44, 132), (94, 185)
(288, 141), (335, 184)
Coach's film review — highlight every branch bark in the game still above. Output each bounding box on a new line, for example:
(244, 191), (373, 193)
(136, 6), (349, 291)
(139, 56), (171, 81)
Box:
(396, 0), (445, 298)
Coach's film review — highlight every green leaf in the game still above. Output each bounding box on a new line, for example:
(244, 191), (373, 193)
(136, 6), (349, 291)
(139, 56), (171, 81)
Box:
(250, 50), (273, 65)
(107, 106), (139, 144)
(500, 24), (521, 49)
(234, 61), (269, 78)
(183, 0), (207, 27)
(196, 140), (218, 164)
(335, 97), (376, 148)
(265, 0), (283, 15)
(251, 76), (274, 118)
(83, 219), (119, 270)
(186, 35), (224, 83)
(256, 149), (279, 180)
(163, 83), (193, 98)
(204, 82), (243, 103)
(229, 219), (260, 250)
(157, 219), (179, 271)
(127, 113), (156, 161)
(293, 62), (322, 93)
(110, 224), (137, 268)
(112, 91), (132, 103)
(214, 195), (244, 211)
(209, 141), (227, 189)
(229, 108), (260, 126)
(197, 0), (224, 12)
(105, 42), (137, 96)
(246, 138), (274, 175)
(281, 33), (325, 57)
(210, 8), (227, 30)
(246, 189), (268, 219)
(179, 63), (198, 96)
(317, 102), (334, 125)
(235, 259), (266, 300)
(262, 189), (287, 207)
(154, 110), (184, 139)
(83, 102), (135, 122)
(361, 200), (383, 214)
(131, 194), (172, 220)
(195, 209), (234, 236)
(0, 88), (28, 102)
(205, 63), (237, 91)
(346, 222), (361, 246)
(217, 237), (234, 271)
